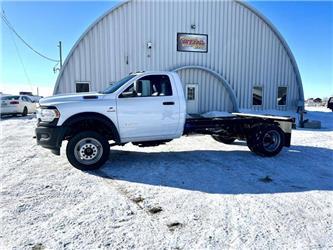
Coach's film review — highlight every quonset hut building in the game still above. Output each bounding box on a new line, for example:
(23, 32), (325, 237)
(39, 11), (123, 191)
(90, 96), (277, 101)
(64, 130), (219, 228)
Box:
(53, 0), (304, 113)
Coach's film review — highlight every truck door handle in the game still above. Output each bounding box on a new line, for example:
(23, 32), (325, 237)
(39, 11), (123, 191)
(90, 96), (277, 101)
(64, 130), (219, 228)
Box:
(163, 101), (175, 105)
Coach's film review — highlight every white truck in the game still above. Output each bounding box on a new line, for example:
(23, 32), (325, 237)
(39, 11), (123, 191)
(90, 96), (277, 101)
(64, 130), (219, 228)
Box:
(36, 71), (294, 170)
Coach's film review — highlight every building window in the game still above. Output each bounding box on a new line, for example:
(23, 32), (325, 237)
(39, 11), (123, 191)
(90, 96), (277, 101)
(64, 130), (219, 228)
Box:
(187, 87), (195, 100)
(277, 87), (287, 106)
(252, 86), (263, 106)
(76, 82), (90, 93)
(120, 75), (172, 98)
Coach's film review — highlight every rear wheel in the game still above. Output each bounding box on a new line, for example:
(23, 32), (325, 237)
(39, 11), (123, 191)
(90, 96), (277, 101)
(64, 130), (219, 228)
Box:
(212, 135), (236, 144)
(247, 125), (285, 157)
(22, 107), (28, 116)
(66, 131), (110, 170)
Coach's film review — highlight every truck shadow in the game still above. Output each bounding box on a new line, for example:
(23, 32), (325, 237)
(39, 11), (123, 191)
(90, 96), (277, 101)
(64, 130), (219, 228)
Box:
(93, 145), (333, 194)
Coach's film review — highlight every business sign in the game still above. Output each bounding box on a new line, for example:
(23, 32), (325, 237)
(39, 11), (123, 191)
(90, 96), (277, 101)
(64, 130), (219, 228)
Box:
(177, 33), (208, 53)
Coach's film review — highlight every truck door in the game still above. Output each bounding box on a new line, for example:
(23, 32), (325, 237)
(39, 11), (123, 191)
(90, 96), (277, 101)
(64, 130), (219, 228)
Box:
(116, 74), (180, 141)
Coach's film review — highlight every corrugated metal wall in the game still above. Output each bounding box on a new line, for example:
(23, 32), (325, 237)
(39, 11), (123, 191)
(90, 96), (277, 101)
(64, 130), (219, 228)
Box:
(55, 0), (301, 112)
(178, 68), (234, 112)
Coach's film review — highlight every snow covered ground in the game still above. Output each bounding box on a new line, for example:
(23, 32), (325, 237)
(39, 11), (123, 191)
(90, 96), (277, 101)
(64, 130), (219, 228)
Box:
(1, 107), (332, 249)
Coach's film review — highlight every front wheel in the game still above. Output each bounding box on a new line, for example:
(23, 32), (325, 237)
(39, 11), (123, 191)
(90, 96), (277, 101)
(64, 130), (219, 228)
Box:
(247, 125), (285, 157)
(66, 131), (110, 170)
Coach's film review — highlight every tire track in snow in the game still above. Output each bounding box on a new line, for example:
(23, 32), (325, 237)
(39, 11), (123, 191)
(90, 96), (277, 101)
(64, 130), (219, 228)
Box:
(94, 169), (168, 245)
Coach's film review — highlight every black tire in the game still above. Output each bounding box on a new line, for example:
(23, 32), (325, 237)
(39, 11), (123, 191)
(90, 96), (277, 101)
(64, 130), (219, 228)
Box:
(66, 131), (110, 170)
(212, 135), (236, 144)
(22, 107), (28, 116)
(247, 125), (285, 157)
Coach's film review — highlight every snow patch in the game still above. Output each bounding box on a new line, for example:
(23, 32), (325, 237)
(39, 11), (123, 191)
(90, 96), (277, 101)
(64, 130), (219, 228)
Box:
(1, 108), (332, 248)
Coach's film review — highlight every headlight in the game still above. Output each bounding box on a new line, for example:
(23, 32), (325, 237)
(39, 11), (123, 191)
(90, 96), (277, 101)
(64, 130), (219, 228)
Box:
(37, 108), (60, 122)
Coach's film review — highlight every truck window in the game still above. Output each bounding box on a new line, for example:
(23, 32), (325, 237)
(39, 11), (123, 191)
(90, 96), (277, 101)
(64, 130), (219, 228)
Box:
(137, 80), (152, 97)
(102, 74), (136, 94)
(120, 75), (173, 98)
(119, 84), (136, 98)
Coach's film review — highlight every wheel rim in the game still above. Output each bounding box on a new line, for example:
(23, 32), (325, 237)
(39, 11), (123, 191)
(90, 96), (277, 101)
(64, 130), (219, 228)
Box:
(262, 130), (281, 152)
(74, 137), (103, 165)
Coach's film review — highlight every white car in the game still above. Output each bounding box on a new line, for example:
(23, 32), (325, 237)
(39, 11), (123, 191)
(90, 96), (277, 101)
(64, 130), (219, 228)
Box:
(1, 95), (36, 116)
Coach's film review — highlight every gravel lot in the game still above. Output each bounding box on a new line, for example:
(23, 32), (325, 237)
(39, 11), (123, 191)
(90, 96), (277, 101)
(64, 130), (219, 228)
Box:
(1, 107), (332, 249)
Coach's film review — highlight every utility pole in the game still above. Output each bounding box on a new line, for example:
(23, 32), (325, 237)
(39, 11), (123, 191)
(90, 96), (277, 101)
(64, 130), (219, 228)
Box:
(58, 41), (63, 68)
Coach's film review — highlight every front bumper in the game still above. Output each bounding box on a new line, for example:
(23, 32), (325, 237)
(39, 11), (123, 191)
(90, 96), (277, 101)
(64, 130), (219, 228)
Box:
(35, 125), (65, 155)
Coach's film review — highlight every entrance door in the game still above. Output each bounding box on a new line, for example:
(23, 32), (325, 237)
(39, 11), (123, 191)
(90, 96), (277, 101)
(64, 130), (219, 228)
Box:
(186, 84), (199, 114)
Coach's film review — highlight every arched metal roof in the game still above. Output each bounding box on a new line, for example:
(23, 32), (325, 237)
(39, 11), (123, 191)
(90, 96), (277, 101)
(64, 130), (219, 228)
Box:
(236, 1), (304, 104)
(53, 0), (304, 106)
(53, 0), (129, 94)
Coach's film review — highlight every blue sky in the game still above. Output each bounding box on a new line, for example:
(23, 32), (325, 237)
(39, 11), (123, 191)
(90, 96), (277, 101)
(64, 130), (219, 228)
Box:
(1, 1), (332, 98)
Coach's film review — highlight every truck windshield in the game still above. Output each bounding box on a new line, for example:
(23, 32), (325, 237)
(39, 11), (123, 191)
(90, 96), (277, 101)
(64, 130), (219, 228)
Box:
(101, 74), (136, 94)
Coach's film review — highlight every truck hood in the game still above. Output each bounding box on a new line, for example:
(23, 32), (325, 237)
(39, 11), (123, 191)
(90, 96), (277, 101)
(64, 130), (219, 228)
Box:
(39, 92), (105, 106)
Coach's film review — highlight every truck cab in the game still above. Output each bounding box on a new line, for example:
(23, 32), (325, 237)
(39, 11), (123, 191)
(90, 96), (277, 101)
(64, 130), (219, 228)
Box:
(111, 72), (186, 142)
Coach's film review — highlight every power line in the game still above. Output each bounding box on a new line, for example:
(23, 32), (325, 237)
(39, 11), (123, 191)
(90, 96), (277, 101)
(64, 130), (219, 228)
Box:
(8, 27), (32, 88)
(1, 10), (59, 63)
